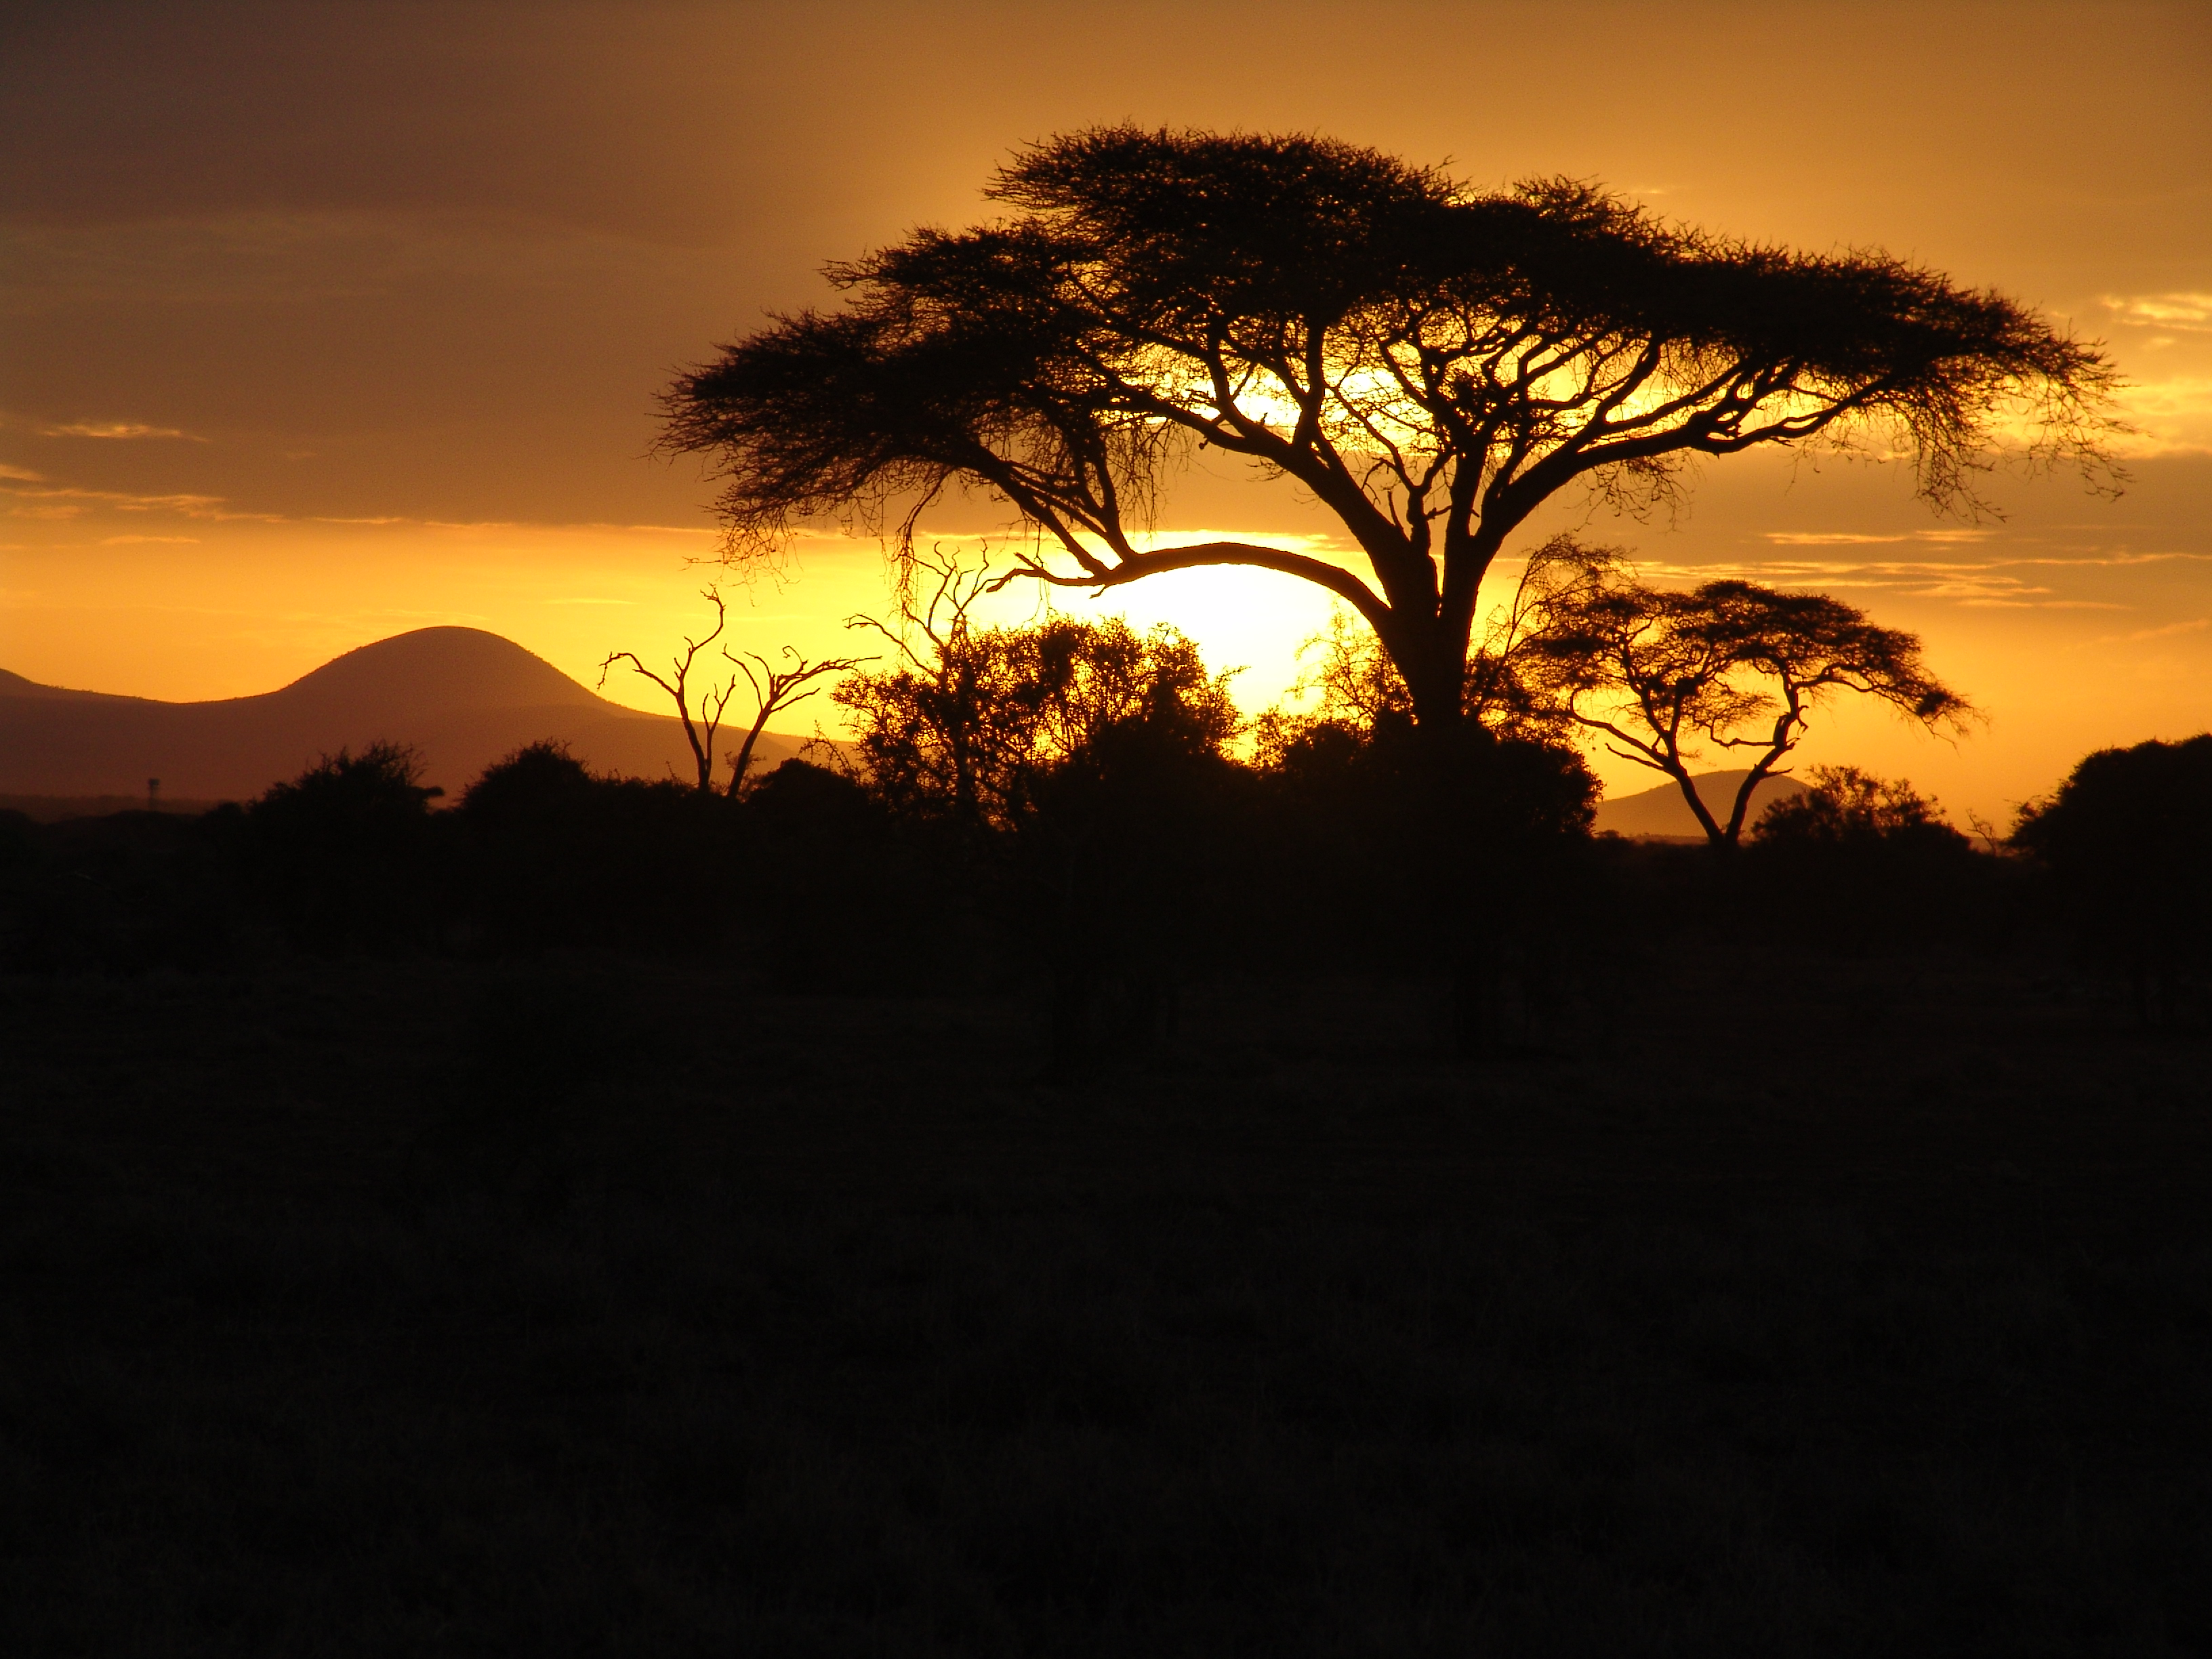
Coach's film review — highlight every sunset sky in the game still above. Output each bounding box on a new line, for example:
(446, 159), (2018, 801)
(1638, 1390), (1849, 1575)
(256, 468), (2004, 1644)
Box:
(4, 0), (2207, 819)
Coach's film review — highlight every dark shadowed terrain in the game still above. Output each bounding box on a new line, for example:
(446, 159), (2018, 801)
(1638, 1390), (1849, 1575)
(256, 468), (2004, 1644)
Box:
(4, 949), (2207, 1655)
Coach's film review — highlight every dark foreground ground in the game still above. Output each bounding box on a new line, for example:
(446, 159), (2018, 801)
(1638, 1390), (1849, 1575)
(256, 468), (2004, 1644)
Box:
(3, 951), (2209, 1656)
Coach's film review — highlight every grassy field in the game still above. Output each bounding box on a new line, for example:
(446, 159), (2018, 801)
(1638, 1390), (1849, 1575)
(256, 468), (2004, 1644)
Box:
(3, 951), (2209, 1654)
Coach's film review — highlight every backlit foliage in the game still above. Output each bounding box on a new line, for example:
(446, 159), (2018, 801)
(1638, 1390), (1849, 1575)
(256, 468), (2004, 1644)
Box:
(664, 127), (2119, 726)
(837, 558), (1239, 832)
(1498, 537), (1971, 845)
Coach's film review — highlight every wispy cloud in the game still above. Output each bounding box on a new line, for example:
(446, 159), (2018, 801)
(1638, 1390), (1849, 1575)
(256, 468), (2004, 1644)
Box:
(2086, 294), (2212, 454)
(293, 514), (718, 536)
(100, 534), (202, 545)
(1764, 528), (1996, 547)
(1, 474), (724, 538)
(2101, 292), (2212, 331)
(2078, 616), (2210, 646)
(0, 479), (239, 520)
(1762, 531), (1915, 546)
(2118, 375), (2212, 417)
(1616, 548), (2211, 609)
(41, 420), (208, 442)
(1641, 550), (2209, 578)
(1957, 598), (2127, 610)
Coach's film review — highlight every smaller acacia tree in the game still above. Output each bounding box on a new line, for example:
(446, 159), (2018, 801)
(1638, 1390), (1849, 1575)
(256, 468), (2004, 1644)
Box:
(1498, 537), (1971, 846)
(600, 588), (865, 794)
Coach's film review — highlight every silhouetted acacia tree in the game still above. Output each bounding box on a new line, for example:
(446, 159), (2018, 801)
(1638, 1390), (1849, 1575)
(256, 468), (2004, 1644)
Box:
(2012, 734), (2212, 1025)
(1499, 538), (1971, 846)
(662, 126), (2116, 742)
(600, 588), (862, 794)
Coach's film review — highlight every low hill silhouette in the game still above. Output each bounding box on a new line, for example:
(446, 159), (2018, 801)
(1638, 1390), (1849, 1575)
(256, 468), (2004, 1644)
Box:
(0, 628), (817, 803)
(1594, 769), (1806, 840)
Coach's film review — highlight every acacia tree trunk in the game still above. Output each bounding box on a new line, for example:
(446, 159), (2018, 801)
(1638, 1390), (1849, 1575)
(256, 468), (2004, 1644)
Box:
(1395, 617), (1470, 736)
(1388, 612), (1555, 1060)
(1414, 650), (1505, 1060)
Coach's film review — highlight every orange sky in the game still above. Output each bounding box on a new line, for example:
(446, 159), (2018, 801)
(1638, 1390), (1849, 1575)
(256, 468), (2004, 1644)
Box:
(4, 1), (2208, 819)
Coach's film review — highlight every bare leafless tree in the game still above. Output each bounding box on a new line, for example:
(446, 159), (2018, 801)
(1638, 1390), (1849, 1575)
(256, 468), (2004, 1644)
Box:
(599, 588), (739, 794)
(600, 587), (867, 794)
(721, 644), (867, 795)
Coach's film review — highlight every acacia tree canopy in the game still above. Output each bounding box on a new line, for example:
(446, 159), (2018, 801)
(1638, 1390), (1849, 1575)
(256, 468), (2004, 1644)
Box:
(1496, 538), (1971, 846)
(661, 126), (2118, 729)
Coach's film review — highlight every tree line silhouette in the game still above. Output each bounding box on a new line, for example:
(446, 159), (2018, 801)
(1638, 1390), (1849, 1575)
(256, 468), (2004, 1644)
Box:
(632, 121), (2139, 1056)
(3, 584), (2204, 1052)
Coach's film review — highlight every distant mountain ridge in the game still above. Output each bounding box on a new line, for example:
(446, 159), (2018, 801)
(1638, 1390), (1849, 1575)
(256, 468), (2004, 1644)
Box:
(0, 628), (818, 802)
(1594, 769), (1807, 840)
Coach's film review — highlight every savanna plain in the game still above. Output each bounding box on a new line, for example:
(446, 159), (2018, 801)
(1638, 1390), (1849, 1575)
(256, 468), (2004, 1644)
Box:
(5, 939), (2208, 1654)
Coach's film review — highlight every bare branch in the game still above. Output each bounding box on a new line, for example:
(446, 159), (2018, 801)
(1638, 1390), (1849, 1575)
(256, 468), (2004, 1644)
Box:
(722, 644), (874, 796)
(599, 587), (733, 792)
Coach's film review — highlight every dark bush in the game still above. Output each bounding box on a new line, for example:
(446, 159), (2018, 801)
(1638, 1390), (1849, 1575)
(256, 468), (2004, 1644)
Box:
(1014, 689), (1257, 1072)
(741, 758), (922, 988)
(2011, 733), (2212, 1023)
(1246, 710), (1603, 1055)
(242, 742), (441, 954)
(1754, 766), (1957, 848)
(30, 630), (2187, 1019)
(839, 607), (1240, 836)
(456, 741), (743, 956)
(0, 806), (258, 972)
(1257, 712), (1597, 957)
(1744, 766), (1990, 951)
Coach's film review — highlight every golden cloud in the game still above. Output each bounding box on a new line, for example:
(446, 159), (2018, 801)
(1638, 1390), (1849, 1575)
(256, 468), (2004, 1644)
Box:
(41, 420), (207, 442)
(2101, 293), (2212, 331)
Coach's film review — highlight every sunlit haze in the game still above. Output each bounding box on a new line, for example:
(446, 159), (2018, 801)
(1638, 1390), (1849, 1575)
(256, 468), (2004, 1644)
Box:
(5, 1), (2207, 819)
